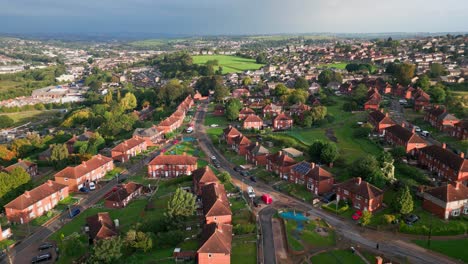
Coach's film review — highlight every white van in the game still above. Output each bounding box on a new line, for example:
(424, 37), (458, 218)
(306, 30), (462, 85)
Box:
(186, 127), (193, 133)
(421, 131), (430, 137)
(247, 186), (255, 198)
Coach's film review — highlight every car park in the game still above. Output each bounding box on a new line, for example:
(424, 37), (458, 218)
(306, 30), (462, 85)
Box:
(38, 243), (54, 251)
(31, 253), (52, 263)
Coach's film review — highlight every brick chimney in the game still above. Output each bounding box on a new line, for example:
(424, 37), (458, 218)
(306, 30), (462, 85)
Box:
(401, 122), (405, 128)
(278, 150), (283, 156)
(375, 256), (383, 264)
(385, 112), (389, 117)
(24, 191), (31, 198)
(412, 127), (416, 133)
(460, 152), (465, 159)
(82, 161), (87, 167)
(183, 152), (186, 156)
(442, 143), (446, 149)
(47, 180), (54, 187)
(356, 177), (362, 185)
(255, 142), (259, 146)
(455, 182), (461, 190)
(310, 162), (316, 169)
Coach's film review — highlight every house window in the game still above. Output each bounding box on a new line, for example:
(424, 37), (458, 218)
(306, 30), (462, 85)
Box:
(208, 254), (212, 258)
(307, 183), (312, 190)
(452, 209), (460, 217)
(343, 190), (349, 195)
(64, 178), (68, 182)
(356, 195), (362, 200)
(464, 206), (468, 215)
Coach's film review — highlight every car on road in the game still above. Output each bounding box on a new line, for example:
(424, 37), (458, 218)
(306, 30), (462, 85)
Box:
(413, 126), (421, 132)
(404, 214), (420, 225)
(213, 161), (221, 168)
(210, 124), (219, 127)
(89, 182), (96, 191)
(210, 155), (217, 161)
(31, 253), (52, 263)
(79, 187), (89, 193)
(233, 166), (242, 172)
(421, 130), (430, 137)
(249, 176), (257, 182)
(240, 170), (250, 177)
(69, 208), (81, 218)
(38, 243), (54, 251)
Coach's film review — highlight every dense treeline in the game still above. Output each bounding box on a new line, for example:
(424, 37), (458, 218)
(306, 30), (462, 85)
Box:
(147, 52), (216, 79)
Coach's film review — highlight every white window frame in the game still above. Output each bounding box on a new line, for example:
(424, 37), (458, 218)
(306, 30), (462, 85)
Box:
(452, 209), (460, 217)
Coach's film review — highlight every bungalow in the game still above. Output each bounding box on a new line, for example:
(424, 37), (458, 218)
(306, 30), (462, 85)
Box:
(273, 113), (293, 130)
(111, 137), (147, 163)
(4, 180), (69, 224)
(422, 183), (468, 220)
(384, 124), (427, 154)
(4, 159), (38, 178)
(104, 182), (144, 208)
(222, 125), (242, 145)
(197, 223), (232, 264)
(232, 135), (251, 155)
(417, 144), (467, 184)
(451, 120), (468, 140)
(201, 183), (232, 225)
(193, 166), (219, 196)
(289, 162), (334, 195)
(133, 126), (164, 146)
(368, 110), (395, 134)
(243, 114), (263, 130)
(55, 155), (114, 192)
(86, 212), (118, 242)
(336, 177), (384, 212)
(148, 154), (197, 178)
(245, 142), (269, 166)
(424, 107), (459, 132)
(213, 105), (225, 116)
(239, 108), (255, 120)
(263, 103), (282, 117)
(266, 151), (297, 180)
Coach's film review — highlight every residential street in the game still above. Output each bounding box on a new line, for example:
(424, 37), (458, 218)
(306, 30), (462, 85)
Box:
(5, 144), (169, 264)
(258, 207), (277, 264)
(194, 101), (463, 264)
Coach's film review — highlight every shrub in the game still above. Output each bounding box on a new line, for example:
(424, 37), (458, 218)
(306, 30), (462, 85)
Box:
(383, 214), (396, 224)
(233, 223), (256, 235)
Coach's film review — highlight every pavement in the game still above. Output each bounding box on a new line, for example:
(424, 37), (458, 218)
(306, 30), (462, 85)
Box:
(5, 143), (171, 264)
(259, 207), (277, 264)
(194, 101), (463, 264)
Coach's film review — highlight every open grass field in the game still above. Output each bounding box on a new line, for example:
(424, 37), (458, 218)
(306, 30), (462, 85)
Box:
(193, 55), (264, 74)
(310, 249), (366, 264)
(0, 109), (60, 125)
(231, 234), (257, 264)
(318, 62), (348, 70)
(413, 239), (468, 263)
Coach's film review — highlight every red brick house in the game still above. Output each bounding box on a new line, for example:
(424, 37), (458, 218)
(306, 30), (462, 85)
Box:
(201, 183), (232, 225)
(368, 110), (395, 134)
(232, 135), (251, 155)
(4, 180), (69, 224)
(111, 137), (147, 163)
(263, 103), (282, 117)
(133, 126), (164, 146)
(193, 166), (219, 196)
(384, 124), (427, 154)
(364, 88), (381, 110)
(336, 177), (384, 212)
(213, 105), (225, 116)
(148, 154), (197, 178)
(245, 142), (269, 166)
(451, 120), (468, 140)
(417, 144), (467, 184)
(242, 114), (263, 130)
(424, 106), (459, 132)
(222, 125), (242, 145)
(422, 183), (468, 220)
(238, 107), (255, 120)
(289, 103), (311, 117)
(266, 151), (297, 180)
(232, 88), (250, 98)
(273, 113), (293, 130)
(289, 162), (334, 195)
(413, 89), (431, 111)
(104, 182), (144, 208)
(4, 159), (38, 178)
(86, 212), (118, 242)
(197, 223), (232, 264)
(55, 155), (114, 192)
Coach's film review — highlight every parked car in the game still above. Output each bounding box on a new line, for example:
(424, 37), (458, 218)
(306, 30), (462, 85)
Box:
(69, 208), (81, 218)
(233, 166), (242, 172)
(421, 131), (430, 137)
(213, 161), (221, 168)
(320, 192), (336, 203)
(38, 243), (54, 251)
(413, 126), (421, 132)
(249, 176), (257, 182)
(404, 214), (420, 225)
(240, 171), (250, 177)
(210, 124), (219, 127)
(352, 210), (362, 220)
(31, 253), (52, 263)
(88, 182), (96, 191)
(79, 187), (89, 193)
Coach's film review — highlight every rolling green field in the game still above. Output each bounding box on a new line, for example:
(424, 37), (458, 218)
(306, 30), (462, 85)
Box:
(193, 55), (264, 74)
(0, 110), (60, 125)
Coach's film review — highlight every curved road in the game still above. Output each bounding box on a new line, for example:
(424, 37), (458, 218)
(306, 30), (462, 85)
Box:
(194, 101), (462, 264)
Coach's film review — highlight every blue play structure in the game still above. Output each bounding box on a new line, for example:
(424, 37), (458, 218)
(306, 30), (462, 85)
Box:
(280, 211), (308, 231)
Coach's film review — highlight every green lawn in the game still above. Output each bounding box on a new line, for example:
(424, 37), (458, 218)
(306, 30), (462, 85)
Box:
(311, 249), (366, 264)
(193, 55), (264, 74)
(413, 239), (468, 263)
(276, 182), (313, 202)
(0, 109), (61, 125)
(204, 113), (229, 127)
(282, 217), (335, 251)
(231, 234), (257, 264)
(318, 62), (349, 70)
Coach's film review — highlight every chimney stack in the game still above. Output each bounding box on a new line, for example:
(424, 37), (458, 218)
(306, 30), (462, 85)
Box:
(311, 162), (316, 169)
(375, 256), (383, 264)
(442, 143), (446, 149)
(412, 127), (416, 133)
(47, 180), (53, 187)
(183, 152), (186, 156)
(460, 152), (465, 159)
(401, 122), (405, 128)
(356, 177), (362, 185)
(455, 182), (461, 190)
(385, 112), (389, 117)
(24, 191), (31, 198)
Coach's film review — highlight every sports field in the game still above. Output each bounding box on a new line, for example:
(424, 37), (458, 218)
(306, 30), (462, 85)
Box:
(193, 55), (264, 74)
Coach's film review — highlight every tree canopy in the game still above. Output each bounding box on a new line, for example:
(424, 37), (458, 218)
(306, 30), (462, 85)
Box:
(166, 187), (196, 219)
(318, 69), (343, 86)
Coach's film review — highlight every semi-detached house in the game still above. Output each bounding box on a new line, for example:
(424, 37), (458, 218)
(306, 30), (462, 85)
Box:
(147, 154), (197, 178)
(111, 137), (147, 163)
(336, 177), (384, 212)
(417, 144), (467, 184)
(422, 183), (468, 220)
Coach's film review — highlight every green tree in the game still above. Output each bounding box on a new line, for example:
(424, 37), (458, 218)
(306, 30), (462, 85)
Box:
(308, 141), (325, 162)
(213, 85), (229, 102)
(318, 69), (343, 86)
(378, 152), (396, 184)
(0, 115), (14, 129)
(102, 91), (113, 104)
(294, 77), (309, 89)
(393, 185), (414, 215)
(393, 63), (415, 85)
(166, 187), (196, 219)
(320, 142), (339, 165)
(226, 98), (242, 121)
(125, 229), (153, 252)
(89, 236), (123, 264)
(120, 92), (137, 110)
(352, 84), (368, 104)
(256, 53), (267, 64)
(416, 74), (431, 90)
(428, 84), (446, 103)
(274, 83), (288, 97)
(50, 143), (69, 169)
(219, 171), (232, 184)
(390, 146), (407, 160)
(352, 155), (380, 178)
(242, 77), (253, 86)
(361, 210), (372, 226)
(287, 90), (308, 104)
(429, 63), (446, 78)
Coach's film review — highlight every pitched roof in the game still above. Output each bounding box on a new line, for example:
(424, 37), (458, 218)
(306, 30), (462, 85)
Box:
(55, 155), (113, 179)
(385, 124), (426, 144)
(5, 181), (68, 210)
(148, 154), (197, 166)
(455, 120), (468, 130)
(368, 110), (395, 125)
(193, 166), (219, 185)
(105, 181), (143, 203)
(201, 183), (232, 217)
(4, 160), (36, 173)
(239, 108), (255, 115)
(426, 107), (446, 118)
(223, 126), (241, 138)
(274, 113), (292, 122)
(86, 212), (118, 240)
(266, 151), (296, 167)
(198, 223), (232, 254)
(133, 126), (160, 138)
(246, 142), (269, 156)
(292, 162), (333, 181)
(234, 135), (251, 146)
(419, 145), (468, 172)
(244, 114), (263, 123)
(336, 177), (383, 199)
(112, 137), (146, 153)
(425, 183), (468, 203)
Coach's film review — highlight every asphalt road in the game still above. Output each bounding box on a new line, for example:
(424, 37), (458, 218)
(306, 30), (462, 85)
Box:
(194, 101), (462, 264)
(258, 207), (277, 264)
(5, 143), (170, 264)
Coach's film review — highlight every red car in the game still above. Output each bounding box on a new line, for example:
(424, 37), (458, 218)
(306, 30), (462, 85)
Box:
(352, 210), (362, 220)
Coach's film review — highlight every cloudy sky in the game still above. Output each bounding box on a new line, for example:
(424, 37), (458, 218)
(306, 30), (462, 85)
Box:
(0, 0), (467, 35)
